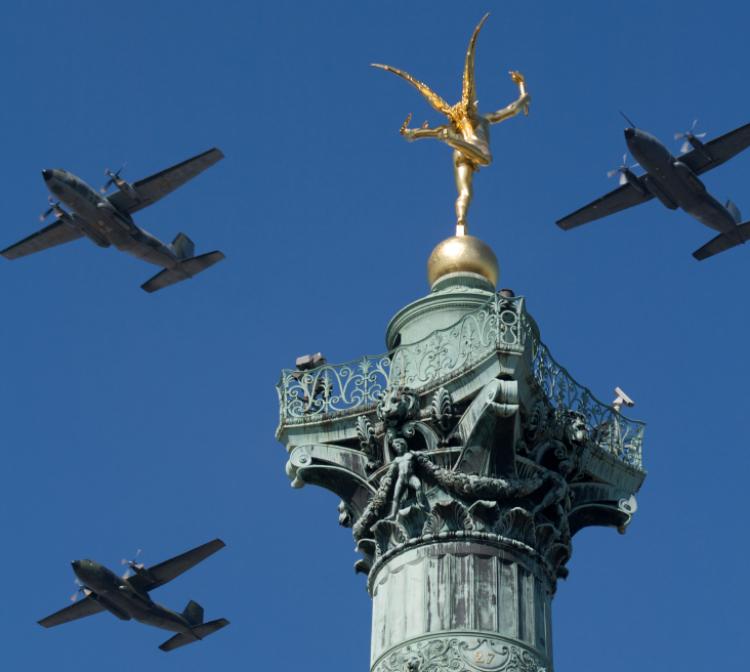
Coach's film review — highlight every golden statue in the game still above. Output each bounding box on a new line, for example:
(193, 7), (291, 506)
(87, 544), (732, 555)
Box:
(373, 13), (530, 236)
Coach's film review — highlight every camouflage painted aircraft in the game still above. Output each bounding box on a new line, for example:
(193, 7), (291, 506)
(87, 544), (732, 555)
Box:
(1, 148), (225, 292)
(557, 120), (750, 260)
(38, 539), (229, 652)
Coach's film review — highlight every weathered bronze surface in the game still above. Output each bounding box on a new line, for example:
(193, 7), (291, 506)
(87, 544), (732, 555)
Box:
(277, 273), (645, 672)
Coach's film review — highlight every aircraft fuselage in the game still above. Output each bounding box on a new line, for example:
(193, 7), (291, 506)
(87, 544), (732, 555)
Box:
(43, 169), (182, 269)
(624, 128), (736, 233)
(71, 559), (192, 634)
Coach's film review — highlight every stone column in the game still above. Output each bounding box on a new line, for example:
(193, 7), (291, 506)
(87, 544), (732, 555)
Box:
(277, 268), (645, 672)
(370, 540), (553, 672)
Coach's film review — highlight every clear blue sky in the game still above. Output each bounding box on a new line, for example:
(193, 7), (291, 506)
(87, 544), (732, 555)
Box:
(1, 0), (747, 669)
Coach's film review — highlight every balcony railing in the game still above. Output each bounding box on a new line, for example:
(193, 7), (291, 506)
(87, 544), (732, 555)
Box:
(277, 294), (644, 469)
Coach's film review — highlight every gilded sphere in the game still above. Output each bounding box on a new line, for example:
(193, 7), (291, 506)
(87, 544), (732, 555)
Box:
(427, 235), (499, 287)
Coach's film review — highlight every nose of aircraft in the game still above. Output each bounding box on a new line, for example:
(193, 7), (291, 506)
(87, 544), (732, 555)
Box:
(42, 169), (53, 181)
(623, 127), (635, 140)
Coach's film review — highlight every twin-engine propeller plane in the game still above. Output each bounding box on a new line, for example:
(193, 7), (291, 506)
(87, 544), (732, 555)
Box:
(38, 539), (229, 652)
(556, 119), (750, 260)
(1, 148), (225, 292)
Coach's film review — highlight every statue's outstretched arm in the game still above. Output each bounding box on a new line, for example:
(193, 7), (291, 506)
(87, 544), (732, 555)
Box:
(400, 115), (489, 165)
(400, 113), (450, 141)
(485, 71), (530, 124)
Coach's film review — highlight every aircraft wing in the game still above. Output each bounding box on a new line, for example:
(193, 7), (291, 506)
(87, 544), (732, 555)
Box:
(38, 596), (105, 628)
(678, 123), (750, 175)
(128, 539), (225, 593)
(108, 148), (224, 215)
(556, 182), (653, 230)
(1, 220), (83, 260)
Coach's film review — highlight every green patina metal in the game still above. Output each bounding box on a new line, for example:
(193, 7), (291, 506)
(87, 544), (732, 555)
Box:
(277, 281), (644, 470)
(276, 272), (646, 672)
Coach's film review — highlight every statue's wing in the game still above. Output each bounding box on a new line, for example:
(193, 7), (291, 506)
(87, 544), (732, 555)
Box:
(460, 13), (489, 112)
(371, 63), (452, 118)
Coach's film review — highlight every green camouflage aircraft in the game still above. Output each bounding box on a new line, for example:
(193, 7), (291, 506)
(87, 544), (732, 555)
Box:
(38, 539), (229, 652)
(1, 148), (225, 292)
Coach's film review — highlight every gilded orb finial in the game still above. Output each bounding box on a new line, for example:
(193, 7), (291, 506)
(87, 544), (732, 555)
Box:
(427, 235), (499, 287)
(373, 13), (531, 236)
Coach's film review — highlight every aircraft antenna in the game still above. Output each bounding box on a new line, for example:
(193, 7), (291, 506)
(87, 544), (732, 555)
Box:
(619, 110), (636, 128)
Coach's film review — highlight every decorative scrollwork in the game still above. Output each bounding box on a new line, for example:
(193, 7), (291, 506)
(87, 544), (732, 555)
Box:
(277, 292), (644, 470)
(357, 415), (381, 470)
(279, 355), (391, 419)
(430, 387), (455, 437)
(530, 340), (644, 468)
(373, 636), (547, 672)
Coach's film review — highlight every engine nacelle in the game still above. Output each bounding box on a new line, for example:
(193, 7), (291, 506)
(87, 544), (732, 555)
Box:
(621, 168), (647, 196)
(642, 174), (678, 209)
(673, 160), (706, 192)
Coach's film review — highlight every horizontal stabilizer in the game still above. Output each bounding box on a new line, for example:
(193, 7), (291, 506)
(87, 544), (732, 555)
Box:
(693, 222), (750, 260)
(158, 618), (230, 652)
(141, 251), (225, 293)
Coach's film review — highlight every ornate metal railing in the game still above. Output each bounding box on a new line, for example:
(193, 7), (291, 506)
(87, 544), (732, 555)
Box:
(277, 293), (644, 468)
(277, 294), (525, 423)
(530, 340), (644, 468)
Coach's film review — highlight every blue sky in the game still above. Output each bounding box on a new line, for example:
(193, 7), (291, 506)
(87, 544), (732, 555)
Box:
(1, 0), (748, 669)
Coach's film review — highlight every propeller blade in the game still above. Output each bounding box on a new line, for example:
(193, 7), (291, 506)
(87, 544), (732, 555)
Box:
(619, 172), (628, 186)
(606, 169), (619, 178)
(695, 132), (707, 139)
(69, 591), (79, 603)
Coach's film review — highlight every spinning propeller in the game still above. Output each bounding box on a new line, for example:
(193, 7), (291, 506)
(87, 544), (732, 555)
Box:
(39, 196), (65, 222)
(607, 154), (639, 186)
(70, 578), (91, 603)
(674, 119), (706, 154)
(120, 549), (144, 579)
(100, 165), (128, 194)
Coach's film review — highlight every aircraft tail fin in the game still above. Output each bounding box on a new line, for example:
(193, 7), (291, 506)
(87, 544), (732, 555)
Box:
(726, 200), (742, 223)
(692, 222), (750, 260)
(158, 618), (230, 652)
(171, 233), (195, 260)
(182, 600), (204, 626)
(141, 251), (225, 293)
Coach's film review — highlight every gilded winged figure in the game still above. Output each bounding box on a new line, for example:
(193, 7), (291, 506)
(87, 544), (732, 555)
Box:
(373, 14), (530, 235)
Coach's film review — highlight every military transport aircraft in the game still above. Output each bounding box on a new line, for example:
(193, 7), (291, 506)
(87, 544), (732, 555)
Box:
(556, 120), (750, 260)
(38, 539), (229, 652)
(1, 148), (225, 292)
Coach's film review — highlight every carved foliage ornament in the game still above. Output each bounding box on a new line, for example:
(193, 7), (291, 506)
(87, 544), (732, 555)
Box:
(373, 637), (547, 672)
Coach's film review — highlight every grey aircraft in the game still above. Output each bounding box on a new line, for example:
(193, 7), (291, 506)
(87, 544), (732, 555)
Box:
(556, 120), (750, 260)
(38, 539), (229, 652)
(1, 148), (225, 292)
